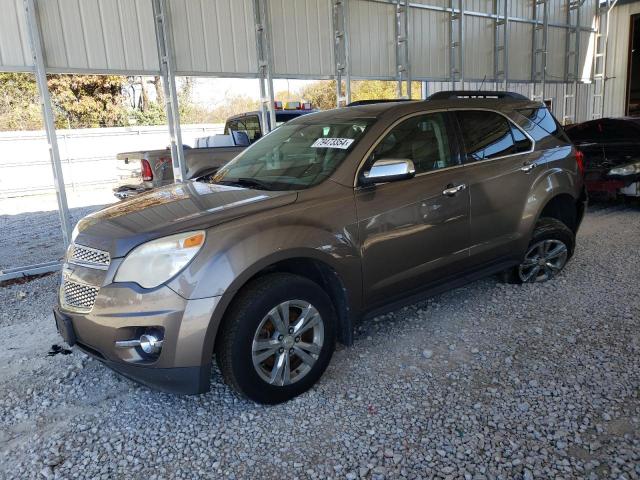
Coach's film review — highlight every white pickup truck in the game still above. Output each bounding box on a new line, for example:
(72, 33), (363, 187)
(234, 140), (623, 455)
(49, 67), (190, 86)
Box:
(114, 104), (316, 199)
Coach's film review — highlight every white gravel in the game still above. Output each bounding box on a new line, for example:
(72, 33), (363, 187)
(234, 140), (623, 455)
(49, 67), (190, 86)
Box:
(1, 203), (639, 480)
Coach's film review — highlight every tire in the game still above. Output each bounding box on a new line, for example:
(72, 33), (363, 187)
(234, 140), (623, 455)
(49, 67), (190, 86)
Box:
(216, 273), (336, 404)
(502, 217), (575, 284)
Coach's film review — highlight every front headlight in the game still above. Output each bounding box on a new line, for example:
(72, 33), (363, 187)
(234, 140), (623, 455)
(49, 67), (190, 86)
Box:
(608, 162), (640, 176)
(115, 231), (206, 288)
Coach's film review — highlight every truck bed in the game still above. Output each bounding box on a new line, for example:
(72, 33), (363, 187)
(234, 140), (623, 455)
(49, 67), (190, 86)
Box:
(114, 146), (245, 199)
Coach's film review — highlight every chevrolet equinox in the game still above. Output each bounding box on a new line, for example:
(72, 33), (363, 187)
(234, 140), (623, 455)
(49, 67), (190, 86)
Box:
(54, 92), (587, 404)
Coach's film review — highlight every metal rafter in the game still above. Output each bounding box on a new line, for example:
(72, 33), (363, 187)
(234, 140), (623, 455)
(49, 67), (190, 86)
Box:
(152, 0), (186, 183)
(253, 0), (276, 131)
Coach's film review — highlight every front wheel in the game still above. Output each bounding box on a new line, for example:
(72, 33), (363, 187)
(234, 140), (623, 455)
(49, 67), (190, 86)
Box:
(503, 217), (575, 284)
(216, 273), (336, 404)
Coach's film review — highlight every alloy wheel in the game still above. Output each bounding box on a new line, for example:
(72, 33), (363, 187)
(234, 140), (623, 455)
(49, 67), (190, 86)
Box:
(251, 300), (324, 386)
(518, 239), (568, 283)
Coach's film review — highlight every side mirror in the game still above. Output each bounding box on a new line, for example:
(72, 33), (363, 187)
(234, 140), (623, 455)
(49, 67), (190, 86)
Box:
(361, 158), (416, 185)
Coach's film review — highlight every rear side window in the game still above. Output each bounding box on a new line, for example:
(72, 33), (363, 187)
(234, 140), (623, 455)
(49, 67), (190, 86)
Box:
(517, 107), (570, 144)
(224, 119), (238, 135)
(456, 111), (530, 161)
(242, 115), (262, 142)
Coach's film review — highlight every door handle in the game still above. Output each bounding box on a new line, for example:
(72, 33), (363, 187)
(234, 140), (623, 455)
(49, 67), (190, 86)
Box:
(442, 183), (467, 196)
(521, 162), (537, 173)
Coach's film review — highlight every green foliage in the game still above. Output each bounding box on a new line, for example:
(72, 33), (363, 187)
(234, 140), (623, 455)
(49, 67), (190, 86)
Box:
(47, 75), (129, 128)
(0, 73), (424, 132)
(129, 101), (167, 126)
(0, 73), (43, 131)
(208, 95), (260, 123)
(298, 79), (423, 110)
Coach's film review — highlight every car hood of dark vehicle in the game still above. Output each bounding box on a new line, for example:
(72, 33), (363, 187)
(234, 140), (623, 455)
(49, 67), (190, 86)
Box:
(74, 181), (297, 258)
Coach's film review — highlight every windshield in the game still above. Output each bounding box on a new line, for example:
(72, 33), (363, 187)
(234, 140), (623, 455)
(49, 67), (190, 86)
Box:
(208, 120), (373, 191)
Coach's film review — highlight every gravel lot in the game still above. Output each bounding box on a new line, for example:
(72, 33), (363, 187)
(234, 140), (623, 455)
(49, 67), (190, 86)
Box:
(0, 188), (113, 270)
(1, 203), (639, 480)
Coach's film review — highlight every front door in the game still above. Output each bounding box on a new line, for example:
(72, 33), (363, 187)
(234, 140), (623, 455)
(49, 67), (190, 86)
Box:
(355, 112), (470, 307)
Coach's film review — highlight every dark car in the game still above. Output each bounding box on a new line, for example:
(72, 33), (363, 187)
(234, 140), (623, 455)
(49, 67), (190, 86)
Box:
(565, 117), (640, 198)
(54, 92), (586, 404)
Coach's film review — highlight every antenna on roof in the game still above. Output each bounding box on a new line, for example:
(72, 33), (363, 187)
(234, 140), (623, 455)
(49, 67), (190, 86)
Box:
(479, 75), (487, 92)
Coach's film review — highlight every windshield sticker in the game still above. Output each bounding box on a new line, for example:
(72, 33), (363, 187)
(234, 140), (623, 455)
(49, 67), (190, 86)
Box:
(311, 137), (354, 149)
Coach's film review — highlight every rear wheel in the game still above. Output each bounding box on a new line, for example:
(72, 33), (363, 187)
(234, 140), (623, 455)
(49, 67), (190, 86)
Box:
(216, 273), (336, 404)
(503, 217), (575, 284)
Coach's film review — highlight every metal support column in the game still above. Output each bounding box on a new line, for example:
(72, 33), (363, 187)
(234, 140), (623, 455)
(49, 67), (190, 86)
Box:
(394, 0), (411, 99)
(493, 0), (508, 90)
(562, 0), (582, 124)
(421, 81), (428, 99)
(449, 0), (463, 90)
(152, 0), (186, 182)
(333, 0), (351, 107)
(23, 0), (72, 247)
(591, 0), (614, 119)
(254, 0), (276, 131)
(531, 0), (549, 101)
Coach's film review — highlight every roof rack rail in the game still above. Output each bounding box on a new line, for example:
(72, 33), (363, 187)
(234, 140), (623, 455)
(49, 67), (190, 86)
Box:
(346, 99), (416, 107)
(427, 91), (529, 101)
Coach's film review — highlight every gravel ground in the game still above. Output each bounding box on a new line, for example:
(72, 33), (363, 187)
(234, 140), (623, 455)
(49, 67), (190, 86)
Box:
(0, 203), (639, 480)
(0, 188), (113, 270)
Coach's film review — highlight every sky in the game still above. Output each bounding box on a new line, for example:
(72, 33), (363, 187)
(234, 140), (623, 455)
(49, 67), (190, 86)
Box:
(186, 77), (316, 107)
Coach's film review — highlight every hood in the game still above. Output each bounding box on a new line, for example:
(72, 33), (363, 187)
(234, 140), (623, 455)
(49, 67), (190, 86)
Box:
(74, 181), (297, 257)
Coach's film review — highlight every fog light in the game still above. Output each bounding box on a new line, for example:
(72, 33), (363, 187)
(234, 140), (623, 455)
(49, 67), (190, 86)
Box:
(139, 334), (163, 355)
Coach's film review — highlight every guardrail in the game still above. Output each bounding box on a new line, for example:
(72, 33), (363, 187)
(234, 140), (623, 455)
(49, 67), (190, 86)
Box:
(0, 123), (224, 198)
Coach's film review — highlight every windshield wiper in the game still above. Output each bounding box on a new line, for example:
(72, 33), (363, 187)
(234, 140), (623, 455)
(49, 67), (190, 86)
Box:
(217, 177), (275, 191)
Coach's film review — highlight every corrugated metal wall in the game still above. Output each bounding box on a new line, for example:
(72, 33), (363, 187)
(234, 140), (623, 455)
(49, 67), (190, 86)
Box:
(0, 0), (33, 71)
(604, 2), (640, 117)
(269, 0), (335, 78)
(348, 0), (396, 78)
(169, 0), (257, 75)
(1, 0), (632, 123)
(38, 0), (159, 74)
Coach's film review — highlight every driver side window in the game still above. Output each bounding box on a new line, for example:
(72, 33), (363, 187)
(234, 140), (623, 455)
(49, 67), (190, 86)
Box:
(371, 112), (454, 174)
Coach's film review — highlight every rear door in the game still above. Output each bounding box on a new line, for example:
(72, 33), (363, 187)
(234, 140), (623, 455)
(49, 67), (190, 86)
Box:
(355, 111), (470, 306)
(453, 109), (536, 266)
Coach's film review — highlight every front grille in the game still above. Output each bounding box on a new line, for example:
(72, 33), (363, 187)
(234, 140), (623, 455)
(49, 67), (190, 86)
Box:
(62, 279), (99, 312)
(70, 244), (110, 269)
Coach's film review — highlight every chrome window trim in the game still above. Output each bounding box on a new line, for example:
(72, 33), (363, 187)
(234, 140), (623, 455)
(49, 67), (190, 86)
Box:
(353, 107), (536, 188)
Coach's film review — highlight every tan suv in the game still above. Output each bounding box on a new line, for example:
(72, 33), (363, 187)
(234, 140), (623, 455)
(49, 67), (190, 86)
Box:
(54, 92), (586, 404)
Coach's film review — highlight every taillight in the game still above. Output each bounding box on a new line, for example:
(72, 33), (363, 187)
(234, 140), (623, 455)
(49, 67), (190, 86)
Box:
(575, 150), (585, 176)
(141, 159), (153, 181)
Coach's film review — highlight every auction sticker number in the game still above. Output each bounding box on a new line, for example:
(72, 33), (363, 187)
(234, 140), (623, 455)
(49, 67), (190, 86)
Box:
(311, 138), (354, 149)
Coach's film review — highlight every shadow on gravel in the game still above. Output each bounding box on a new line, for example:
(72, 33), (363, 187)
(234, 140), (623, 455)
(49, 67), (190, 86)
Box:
(0, 204), (106, 273)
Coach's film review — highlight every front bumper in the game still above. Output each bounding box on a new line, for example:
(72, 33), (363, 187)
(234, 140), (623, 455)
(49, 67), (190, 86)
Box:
(55, 268), (221, 394)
